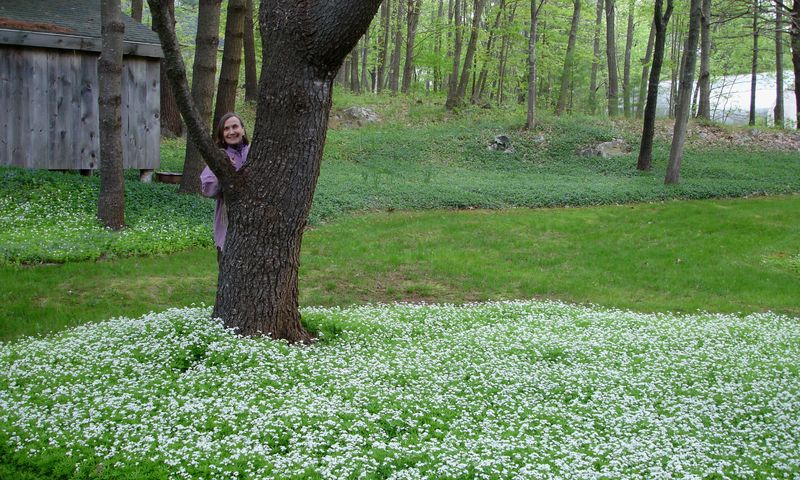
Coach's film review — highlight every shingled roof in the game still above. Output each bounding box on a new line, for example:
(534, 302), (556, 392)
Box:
(0, 0), (162, 58)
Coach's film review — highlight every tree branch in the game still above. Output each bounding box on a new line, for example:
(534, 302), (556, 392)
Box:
(146, 0), (233, 182)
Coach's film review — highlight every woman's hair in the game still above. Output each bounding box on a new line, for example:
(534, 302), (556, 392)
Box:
(215, 112), (249, 148)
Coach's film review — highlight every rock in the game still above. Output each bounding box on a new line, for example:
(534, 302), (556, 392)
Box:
(332, 107), (381, 128)
(579, 138), (631, 158)
(532, 134), (546, 143)
(488, 134), (513, 152)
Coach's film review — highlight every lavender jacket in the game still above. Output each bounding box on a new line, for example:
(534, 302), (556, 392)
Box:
(200, 143), (249, 250)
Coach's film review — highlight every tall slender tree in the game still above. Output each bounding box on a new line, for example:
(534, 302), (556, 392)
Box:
(665, 0), (702, 184)
(131, 0), (143, 21)
(213, 0), (247, 127)
(453, 0), (487, 106)
(389, 0), (406, 94)
(774, 1), (785, 127)
(402, 0), (424, 93)
(792, 0), (800, 128)
(590, 0), (604, 115)
(636, 21), (655, 118)
(445, 0), (464, 108)
(177, 0), (222, 194)
(243, 0), (259, 103)
(637, 0), (673, 171)
(696, 0), (712, 119)
(526, 0), (547, 128)
(148, 0), (383, 341)
(749, 0), (760, 126)
(154, 0), (183, 137)
(605, 0), (620, 116)
(622, 0), (635, 117)
(377, 0), (392, 93)
(556, 0), (581, 115)
(98, 0), (125, 230)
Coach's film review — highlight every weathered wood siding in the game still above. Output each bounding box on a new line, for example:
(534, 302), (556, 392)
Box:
(0, 45), (160, 170)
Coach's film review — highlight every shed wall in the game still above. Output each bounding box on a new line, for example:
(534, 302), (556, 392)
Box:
(0, 45), (160, 170)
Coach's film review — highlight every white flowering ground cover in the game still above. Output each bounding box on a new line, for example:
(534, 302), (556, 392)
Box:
(1, 301), (799, 479)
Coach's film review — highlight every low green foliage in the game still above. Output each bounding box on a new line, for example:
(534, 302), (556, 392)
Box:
(1, 302), (798, 479)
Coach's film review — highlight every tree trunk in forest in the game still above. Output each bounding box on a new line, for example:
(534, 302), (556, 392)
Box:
(636, 21), (655, 118)
(453, 0), (487, 107)
(665, 0), (701, 184)
(622, 0), (634, 117)
(590, 0), (604, 115)
(472, 0), (504, 104)
(377, 0), (391, 93)
(154, 0), (183, 137)
(445, 0), (464, 108)
(148, 0), (383, 341)
(496, 2), (517, 104)
(774, 3), (784, 127)
(131, 0), (143, 21)
(389, 0), (406, 94)
(793, 0), (800, 128)
(696, 0), (711, 119)
(556, 0), (581, 115)
(526, 0), (545, 128)
(243, 0), (259, 103)
(351, 46), (361, 93)
(178, 0), (221, 194)
(402, 0), (423, 93)
(749, 0), (760, 126)
(434, 0), (445, 91)
(637, 0), (673, 171)
(213, 0), (246, 127)
(98, 0), (125, 230)
(605, 0), (619, 116)
(361, 32), (370, 91)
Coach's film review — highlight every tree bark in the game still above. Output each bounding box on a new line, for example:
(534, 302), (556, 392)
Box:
(243, 0), (259, 103)
(636, 20), (655, 118)
(350, 44), (361, 93)
(526, 0), (545, 128)
(361, 31), (370, 91)
(213, 0), (247, 128)
(453, 0), (487, 106)
(148, 0), (383, 341)
(98, 0), (125, 230)
(178, 0), (221, 194)
(389, 0), (406, 94)
(749, 0), (760, 126)
(590, 0), (604, 115)
(605, 0), (620, 116)
(445, 0), (464, 108)
(377, 0), (391, 93)
(556, 0), (581, 115)
(637, 0), (673, 171)
(622, 0), (634, 117)
(696, 0), (712, 119)
(402, 0), (424, 93)
(665, 0), (701, 184)
(131, 0), (143, 21)
(154, 0), (183, 137)
(774, 1), (785, 128)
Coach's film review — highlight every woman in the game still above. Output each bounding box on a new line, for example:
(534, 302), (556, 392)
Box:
(200, 112), (249, 257)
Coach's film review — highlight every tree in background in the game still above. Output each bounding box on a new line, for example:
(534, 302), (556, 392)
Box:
(774, 1), (784, 128)
(590, 0), (604, 115)
(130, 0), (143, 21)
(213, 0), (246, 127)
(605, 0), (620, 116)
(665, 0), (702, 184)
(402, 0), (424, 93)
(637, 0), (673, 171)
(445, 0), (464, 108)
(154, 0), (183, 137)
(556, 0), (581, 115)
(148, 0), (383, 341)
(696, 0), (712, 119)
(243, 0), (259, 103)
(636, 21), (655, 118)
(526, 0), (546, 128)
(622, 0), (635, 117)
(178, 0), (221, 194)
(749, 0), (761, 126)
(98, 0), (125, 230)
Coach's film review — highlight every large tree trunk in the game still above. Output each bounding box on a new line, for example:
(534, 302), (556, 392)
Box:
(636, 21), (655, 118)
(98, 0), (125, 230)
(774, 1), (785, 128)
(130, 0), (143, 21)
(605, 0), (619, 116)
(665, 0), (701, 184)
(213, 0), (246, 127)
(526, 0), (545, 128)
(590, 0), (604, 114)
(556, 0), (581, 115)
(243, 0), (259, 103)
(622, 0), (634, 117)
(402, 0), (424, 93)
(178, 0), (221, 195)
(696, 0), (711, 119)
(154, 0), (183, 137)
(377, 0), (391, 93)
(389, 0), (406, 94)
(637, 0), (673, 171)
(445, 0), (464, 108)
(453, 0), (487, 106)
(149, 0), (383, 341)
(749, 0), (760, 126)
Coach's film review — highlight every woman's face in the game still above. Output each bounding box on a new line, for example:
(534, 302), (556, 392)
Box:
(222, 116), (245, 146)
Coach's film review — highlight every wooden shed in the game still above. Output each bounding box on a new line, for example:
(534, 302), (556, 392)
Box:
(0, 0), (163, 174)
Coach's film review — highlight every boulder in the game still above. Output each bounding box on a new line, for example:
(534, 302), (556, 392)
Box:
(488, 134), (514, 153)
(331, 107), (381, 128)
(579, 138), (632, 158)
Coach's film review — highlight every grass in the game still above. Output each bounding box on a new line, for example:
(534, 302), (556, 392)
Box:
(1, 302), (798, 478)
(2, 195), (798, 341)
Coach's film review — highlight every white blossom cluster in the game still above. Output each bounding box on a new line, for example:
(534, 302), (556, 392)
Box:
(0, 301), (798, 479)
